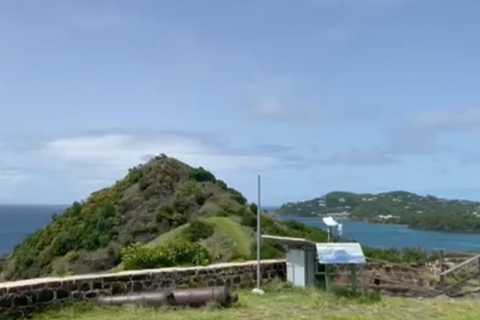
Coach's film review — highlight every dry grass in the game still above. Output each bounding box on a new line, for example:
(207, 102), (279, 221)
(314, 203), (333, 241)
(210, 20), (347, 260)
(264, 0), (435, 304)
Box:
(32, 286), (480, 320)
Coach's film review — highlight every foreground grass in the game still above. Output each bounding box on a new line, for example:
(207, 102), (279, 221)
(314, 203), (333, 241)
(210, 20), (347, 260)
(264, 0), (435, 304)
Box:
(32, 286), (480, 320)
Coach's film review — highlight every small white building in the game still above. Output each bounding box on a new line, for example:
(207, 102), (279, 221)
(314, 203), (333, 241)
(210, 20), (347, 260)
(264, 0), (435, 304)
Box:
(262, 235), (317, 287)
(262, 235), (366, 288)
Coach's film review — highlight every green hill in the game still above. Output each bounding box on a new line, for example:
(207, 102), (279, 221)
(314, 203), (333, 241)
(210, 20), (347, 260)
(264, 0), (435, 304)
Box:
(276, 191), (480, 232)
(1, 155), (329, 281)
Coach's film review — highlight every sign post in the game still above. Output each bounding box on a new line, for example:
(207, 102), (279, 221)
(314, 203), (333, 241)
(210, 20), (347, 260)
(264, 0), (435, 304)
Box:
(252, 175), (265, 295)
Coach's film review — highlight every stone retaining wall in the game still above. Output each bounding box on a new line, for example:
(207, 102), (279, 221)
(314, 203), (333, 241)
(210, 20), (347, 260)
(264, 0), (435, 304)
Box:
(332, 263), (438, 296)
(0, 260), (286, 318)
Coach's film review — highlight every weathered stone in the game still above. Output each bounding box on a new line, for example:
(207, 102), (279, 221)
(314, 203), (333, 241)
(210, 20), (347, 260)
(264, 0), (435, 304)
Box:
(37, 289), (54, 303)
(92, 281), (103, 290)
(131, 274), (147, 281)
(103, 276), (118, 283)
(0, 261), (288, 318)
(7, 287), (18, 294)
(115, 275), (131, 282)
(48, 282), (62, 288)
(69, 282), (79, 291)
(130, 282), (143, 293)
(56, 289), (70, 300)
(79, 282), (92, 292)
(84, 291), (98, 299)
(13, 295), (29, 307)
(31, 283), (46, 290)
(0, 295), (13, 309)
(111, 283), (127, 295)
(71, 291), (83, 300)
(25, 292), (37, 305)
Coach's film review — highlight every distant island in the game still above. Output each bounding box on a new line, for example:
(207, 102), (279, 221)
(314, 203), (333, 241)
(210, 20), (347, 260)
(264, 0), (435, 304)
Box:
(276, 191), (480, 233)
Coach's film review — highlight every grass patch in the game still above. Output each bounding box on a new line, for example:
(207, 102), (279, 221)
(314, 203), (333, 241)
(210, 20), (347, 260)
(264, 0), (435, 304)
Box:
(202, 217), (251, 259)
(147, 224), (190, 248)
(31, 286), (480, 320)
(146, 217), (251, 259)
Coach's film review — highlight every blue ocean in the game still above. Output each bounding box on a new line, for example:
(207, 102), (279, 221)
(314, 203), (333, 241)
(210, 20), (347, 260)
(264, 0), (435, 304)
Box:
(0, 205), (68, 254)
(2, 205), (480, 254)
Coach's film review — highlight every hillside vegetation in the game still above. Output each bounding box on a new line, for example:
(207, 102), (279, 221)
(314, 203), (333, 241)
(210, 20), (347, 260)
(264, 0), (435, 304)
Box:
(1, 155), (330, 281)
(276, 191), (480, 232)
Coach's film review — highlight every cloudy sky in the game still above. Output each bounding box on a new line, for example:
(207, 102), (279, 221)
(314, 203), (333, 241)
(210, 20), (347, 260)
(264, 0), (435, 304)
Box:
(2, 0), (480, 205)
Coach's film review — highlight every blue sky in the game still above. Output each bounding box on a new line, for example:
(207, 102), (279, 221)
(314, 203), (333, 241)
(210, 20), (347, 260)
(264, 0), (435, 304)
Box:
(2, 0), (480, 205)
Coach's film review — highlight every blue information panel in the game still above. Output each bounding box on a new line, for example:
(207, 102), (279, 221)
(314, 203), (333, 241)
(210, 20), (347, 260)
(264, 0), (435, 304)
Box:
(316, 243), (366, 264)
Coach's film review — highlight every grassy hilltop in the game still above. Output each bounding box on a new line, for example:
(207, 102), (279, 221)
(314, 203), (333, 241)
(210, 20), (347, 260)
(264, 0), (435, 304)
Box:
(1, 155), (329, 281)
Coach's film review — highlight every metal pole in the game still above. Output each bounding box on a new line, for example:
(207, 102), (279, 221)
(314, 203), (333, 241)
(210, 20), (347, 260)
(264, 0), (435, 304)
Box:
(256, 174), (261, 289)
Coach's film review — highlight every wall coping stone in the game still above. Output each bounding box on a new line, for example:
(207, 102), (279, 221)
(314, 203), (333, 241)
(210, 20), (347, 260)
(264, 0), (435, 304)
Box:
(0, 259), (285, 289)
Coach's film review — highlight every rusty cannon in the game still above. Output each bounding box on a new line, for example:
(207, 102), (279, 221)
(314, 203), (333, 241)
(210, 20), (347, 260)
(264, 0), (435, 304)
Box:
(97, 286), (238, 308)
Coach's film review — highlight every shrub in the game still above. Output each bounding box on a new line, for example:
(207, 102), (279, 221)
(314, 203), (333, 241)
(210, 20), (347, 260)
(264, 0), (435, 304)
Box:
(183, 220), (214, 242)
(127, 166), (143, 184)
(188, 167), (216, 183)
(241, 210), (257, 228)
(156, 204), (174, 222)
(120, 239), (212, 270)
(249, 203), (258, 215)
(65, 251), (81, 263)
(250, 240), (285, 260)
(216, 180), (228, 190)
(228, 188), (247, 205)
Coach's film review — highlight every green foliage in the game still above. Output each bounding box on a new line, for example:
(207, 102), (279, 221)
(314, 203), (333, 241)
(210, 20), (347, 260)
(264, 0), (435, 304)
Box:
(188, 167), (216, 182)
(127, 166), (143, 184)
(228, 188), (247, 205)
(241, 210), (257, 228)
(277, 191), (480, 233)
(65, 251), (81, 263)
(333, 288), (382, 304)
(8, 194), (118, 279)
(251, 239), (285, 260)
(183, 220), (214, 242)
(215, 180), (228, 190)
(249, 203), (258, 215)
(120, 239), (212, 270)
(363, 247), (433, 263)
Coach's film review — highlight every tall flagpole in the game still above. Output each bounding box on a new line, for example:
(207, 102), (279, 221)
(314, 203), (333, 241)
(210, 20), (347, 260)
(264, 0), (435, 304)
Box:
(256, 174), (261, 289)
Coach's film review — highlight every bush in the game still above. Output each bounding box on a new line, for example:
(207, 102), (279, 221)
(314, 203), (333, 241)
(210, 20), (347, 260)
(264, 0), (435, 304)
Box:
(249, 203), (258, 215)
(241, 210), (257, 228)
(250, 239), (285, 260)
(156, 204), (174, 222)
(127, 166), (143, 184)
(228, 188), (247, 205)
(120, 239), (212, 270)
(216, 180), (228, 190)
(65, 251), (81, 263)
(188, 167), (216, 183)
(183, 220), (214, 242)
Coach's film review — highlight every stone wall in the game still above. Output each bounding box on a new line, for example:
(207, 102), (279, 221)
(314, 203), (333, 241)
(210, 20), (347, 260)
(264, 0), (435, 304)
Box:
(0, 260), (286, 318)
(331, 263), (439, 297)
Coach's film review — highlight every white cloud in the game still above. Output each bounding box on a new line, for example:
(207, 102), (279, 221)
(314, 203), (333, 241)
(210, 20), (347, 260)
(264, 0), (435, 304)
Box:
(41, 133), (280, 179)
(248, 75), (322, 122)
(408, 108), (480, 132)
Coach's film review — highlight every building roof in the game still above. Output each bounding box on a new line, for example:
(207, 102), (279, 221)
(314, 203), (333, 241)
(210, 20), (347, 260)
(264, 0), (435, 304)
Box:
(261, 235), (316, 250)
(322, 216), (339, 227)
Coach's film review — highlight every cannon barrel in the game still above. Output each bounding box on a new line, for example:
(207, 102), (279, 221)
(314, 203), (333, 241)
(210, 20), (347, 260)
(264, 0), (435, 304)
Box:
(97, 286), (238, 308)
